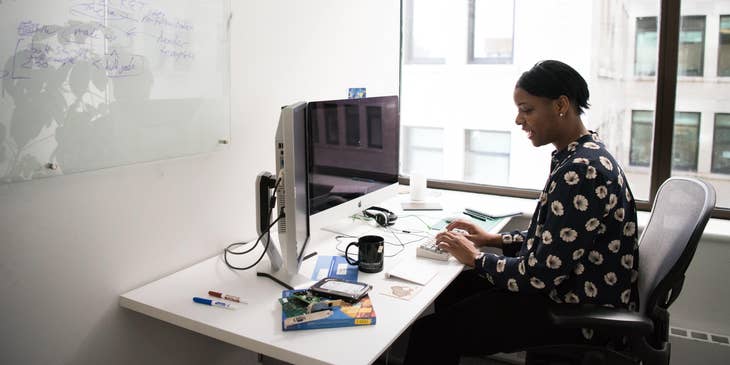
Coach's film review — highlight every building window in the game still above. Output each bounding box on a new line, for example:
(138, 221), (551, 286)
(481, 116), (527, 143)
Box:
(630, 110), (700, 171)
(678, 16), (705, 76)
(719, 15), (730, 77)
(672, 112), (700, 171)
(635, 17), (658, 76)
(345, 104), (360, 147)
(324, 103), (339, 145)
(403, 126), (444, 178)
(468, 0), (514, 64)
(366, 106), (383, 149)
(403, 0), (447, 64)
(630, 110), (653, 166)
(464, 130), (510, 185)
(712, 114), (730, 174)
(635, 15), (706, 77)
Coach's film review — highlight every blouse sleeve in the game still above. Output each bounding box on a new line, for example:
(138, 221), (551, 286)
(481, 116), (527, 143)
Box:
(474, 163), (607, 294)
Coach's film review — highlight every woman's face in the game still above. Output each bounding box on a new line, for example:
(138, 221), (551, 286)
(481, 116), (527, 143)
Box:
(513, 87), (561, 148)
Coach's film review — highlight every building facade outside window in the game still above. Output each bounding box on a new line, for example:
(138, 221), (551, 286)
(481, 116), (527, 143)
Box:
(402, 126), (444, 178)
(403, 0), (447, 64)
(713, 113), (730, 174)
(468, 0), (514, 64)
(464, 130), (510, 185)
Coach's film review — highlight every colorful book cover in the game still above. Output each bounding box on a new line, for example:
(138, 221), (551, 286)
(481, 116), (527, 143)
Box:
(278, 289), (376, 331)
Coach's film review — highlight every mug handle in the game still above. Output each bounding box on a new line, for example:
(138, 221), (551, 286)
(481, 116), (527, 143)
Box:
(345, 242), (359, 265)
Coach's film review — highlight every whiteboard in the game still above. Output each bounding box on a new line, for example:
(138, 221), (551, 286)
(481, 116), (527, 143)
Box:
(0, 0), (231, 184)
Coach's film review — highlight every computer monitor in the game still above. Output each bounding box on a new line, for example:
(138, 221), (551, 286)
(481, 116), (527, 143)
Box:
(255, 102), (311, 289)
(306, 95), (400, 233)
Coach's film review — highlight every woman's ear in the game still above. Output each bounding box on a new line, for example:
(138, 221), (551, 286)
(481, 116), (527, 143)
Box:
(555, 95), (570, 116)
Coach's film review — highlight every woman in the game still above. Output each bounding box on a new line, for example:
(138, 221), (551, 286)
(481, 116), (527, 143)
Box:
(404, 60), (639, 364)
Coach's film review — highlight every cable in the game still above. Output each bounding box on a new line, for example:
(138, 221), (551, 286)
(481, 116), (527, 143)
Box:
(223, 214), (283, 270)
(223, 175), (282, 271)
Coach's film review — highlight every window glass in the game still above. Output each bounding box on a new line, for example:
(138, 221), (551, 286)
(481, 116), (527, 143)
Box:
(671, 112), (700, 171)
(629, 110), (700, 171)
(403, 0), (447, 64)
(403, 127), (444, 178)
(712, 114), (730, 174)
(673, 1), (730, 209)
(469, 0), (514, 64)
(720, 15), (730, 76)
(635, 17), (658, 76)
(630, 110), (653, 167)
(464, 130), (510, 185)
(401, 0), (658, 202)
(678, 16), (705, 76)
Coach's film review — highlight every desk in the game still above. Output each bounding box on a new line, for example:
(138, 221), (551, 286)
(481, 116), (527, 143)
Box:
(119, 189), (534, 365)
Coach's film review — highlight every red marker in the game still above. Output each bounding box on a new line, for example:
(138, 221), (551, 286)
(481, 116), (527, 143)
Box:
(208, 290), (247, 304)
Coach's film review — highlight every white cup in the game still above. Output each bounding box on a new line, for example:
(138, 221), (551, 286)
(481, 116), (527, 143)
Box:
(410, 172), (427, 201)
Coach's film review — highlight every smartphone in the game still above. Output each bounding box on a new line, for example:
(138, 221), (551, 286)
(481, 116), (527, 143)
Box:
(309, 277), (372, 302)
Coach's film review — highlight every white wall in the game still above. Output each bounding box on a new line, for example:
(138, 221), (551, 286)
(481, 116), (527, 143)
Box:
(0, 1), (399, 364)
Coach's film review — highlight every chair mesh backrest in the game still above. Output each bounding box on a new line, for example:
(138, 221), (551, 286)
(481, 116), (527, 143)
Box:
(637, 177), (715, 315)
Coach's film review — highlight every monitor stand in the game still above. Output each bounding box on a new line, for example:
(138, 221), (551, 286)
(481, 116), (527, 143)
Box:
(255, 234), (314, 290)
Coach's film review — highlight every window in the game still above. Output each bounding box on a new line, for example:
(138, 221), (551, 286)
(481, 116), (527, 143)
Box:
(401, 0), (730, 215)
(671, 112), (700, 171)
(468, 0), (514, 64)
(719, 15), (730, 77)
(635, 15), (706, 77)
(678, 16), (705, 76)
(464, 130), (510, 185)
(403, 0), (447, 64)
(630, 110), (700, 171)
(324, 104), (339, 145)
(635, 17), (658, 76)
(630, 111), (653, 167)
(403, 126), (444, 178)
(366, 106), (383, 149)
(712, 114), (730, 174)
(345, 104), (360, 146)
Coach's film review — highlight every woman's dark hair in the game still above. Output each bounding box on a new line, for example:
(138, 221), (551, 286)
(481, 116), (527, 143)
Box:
(515, 60), (590, 115)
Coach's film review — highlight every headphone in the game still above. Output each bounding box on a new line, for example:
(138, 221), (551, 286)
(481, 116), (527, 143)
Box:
(363, 206), (398, 227)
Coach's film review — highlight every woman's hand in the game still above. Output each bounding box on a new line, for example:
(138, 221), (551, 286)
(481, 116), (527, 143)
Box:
(434, 230), (481, 267)
(444, 219), (502, 248)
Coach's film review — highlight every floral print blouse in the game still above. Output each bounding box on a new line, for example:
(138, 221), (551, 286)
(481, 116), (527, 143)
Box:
(474, 132), (640, 314)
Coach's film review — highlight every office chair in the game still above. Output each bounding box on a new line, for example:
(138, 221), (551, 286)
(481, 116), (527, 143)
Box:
(522, 177), (716, 365)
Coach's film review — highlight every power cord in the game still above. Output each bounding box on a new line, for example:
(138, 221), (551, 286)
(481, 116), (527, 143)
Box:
(223, 176), (282, 270)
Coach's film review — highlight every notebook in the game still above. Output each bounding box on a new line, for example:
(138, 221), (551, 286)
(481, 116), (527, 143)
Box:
(385, 258), (437, 286)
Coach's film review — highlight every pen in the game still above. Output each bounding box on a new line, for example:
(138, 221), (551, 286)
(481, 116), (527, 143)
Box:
(463, 211), (487, 221)
(208, 290), (247, 304)
(193, 296), (236, 309)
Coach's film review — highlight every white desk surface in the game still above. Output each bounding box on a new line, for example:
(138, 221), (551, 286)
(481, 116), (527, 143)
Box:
(119, 189), (534, 365)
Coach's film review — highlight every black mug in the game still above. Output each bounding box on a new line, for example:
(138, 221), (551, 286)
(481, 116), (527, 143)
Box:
(345, 235), (384, 273)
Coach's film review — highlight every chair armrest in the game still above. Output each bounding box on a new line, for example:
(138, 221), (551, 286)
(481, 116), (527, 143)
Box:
(548, 305), (654, 336)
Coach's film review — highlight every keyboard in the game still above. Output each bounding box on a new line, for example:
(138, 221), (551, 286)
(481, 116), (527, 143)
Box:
(416, 237), (450, 261)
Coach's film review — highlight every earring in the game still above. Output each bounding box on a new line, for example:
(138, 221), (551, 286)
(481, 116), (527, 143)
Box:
(559, 113), (564, 117)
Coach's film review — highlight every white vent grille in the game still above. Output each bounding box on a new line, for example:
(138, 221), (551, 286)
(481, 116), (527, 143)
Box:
(277, 185), (286, 233)
(670, 326), (730, 347)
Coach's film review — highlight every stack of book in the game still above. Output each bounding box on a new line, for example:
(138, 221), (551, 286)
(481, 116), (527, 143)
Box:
(278, 289), (376, 331)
